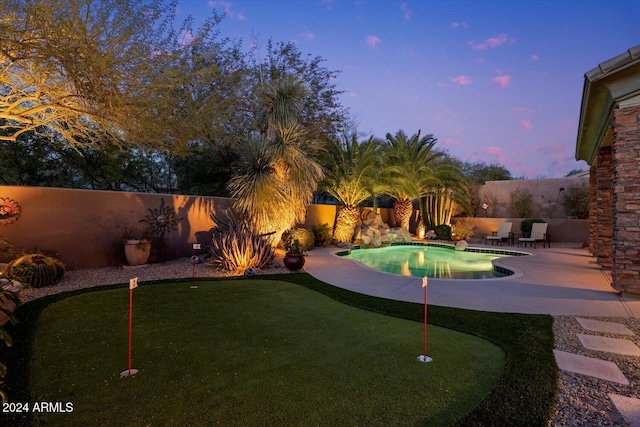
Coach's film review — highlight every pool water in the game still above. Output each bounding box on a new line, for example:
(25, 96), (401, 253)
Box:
(345, 245), (510, 279)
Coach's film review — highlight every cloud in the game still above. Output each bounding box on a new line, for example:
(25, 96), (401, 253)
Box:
(520, 120), (533, 131)
(178, 29), (194, 46)
(468, 33), (513, 50)
(209, 1), (246, 20)
(400, 3), (413, 20)
(450, 75), (472, 85)
(492, 74), (511, 88)
(298, 31), (315, 40)
(474, 146), (510, 165)
(366, 35), (381, 48)
(451, 21), (470, 28)
(436, 82), (448, 88)
(530, 54), (540, 61)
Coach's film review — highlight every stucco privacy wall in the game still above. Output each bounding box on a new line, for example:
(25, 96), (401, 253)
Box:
(0, 186), (232, 269)
(0, 185), (588, 270)
(477, 176), (589, 218)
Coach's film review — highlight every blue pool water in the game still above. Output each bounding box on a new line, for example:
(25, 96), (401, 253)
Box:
(344, 245), (512, 279)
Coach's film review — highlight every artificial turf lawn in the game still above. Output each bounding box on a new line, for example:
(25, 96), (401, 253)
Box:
(2, 273), (557, 426)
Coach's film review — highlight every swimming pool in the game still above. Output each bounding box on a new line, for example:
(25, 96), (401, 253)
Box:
(343, 244), (524, 279)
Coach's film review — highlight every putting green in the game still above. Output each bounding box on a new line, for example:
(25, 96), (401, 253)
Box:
(29, 279), (504, 426)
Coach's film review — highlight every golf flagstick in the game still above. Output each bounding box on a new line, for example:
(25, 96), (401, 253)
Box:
(418, 276), (433, 363)
(121, 277), (139, 377)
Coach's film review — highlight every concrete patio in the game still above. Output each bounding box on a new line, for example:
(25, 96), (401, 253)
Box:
(303, 244), (640, 317)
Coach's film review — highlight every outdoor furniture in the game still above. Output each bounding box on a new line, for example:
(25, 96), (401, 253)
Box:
(486, 222), (514, 246)
(518, 222), (550, 248)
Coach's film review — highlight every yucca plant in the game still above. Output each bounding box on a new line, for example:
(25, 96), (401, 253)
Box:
(209, 209), (275, 273)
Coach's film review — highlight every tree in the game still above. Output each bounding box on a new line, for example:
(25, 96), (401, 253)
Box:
(249, 40), (349, 142)
(0, 0), (247, 153)
(320, 134), (381, 242)
(421, 160), (470, 228)
(382, 130), (442, 230)
(228, 76), (324, 241)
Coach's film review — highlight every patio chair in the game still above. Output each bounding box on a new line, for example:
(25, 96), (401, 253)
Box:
(486, 222), (513, 246)
(518, 222), (550, 248)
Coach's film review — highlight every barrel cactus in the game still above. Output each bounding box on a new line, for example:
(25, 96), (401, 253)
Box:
(7, 254), (64, 288)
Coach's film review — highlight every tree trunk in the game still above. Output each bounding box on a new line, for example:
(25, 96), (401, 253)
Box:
(333, 205), (360, 242)
(393, 198), (413, 231)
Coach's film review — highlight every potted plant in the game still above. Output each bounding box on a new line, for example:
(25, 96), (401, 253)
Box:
(122, 227), (152, 266)
(282, 237), (305, 271)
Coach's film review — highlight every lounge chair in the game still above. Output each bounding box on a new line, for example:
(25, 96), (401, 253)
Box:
(486, 222), (513, 246)
(518, 222), (550, 248)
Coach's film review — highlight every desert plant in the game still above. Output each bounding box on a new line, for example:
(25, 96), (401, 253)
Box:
(451, 218), (476, 239)
(209, 209), (275, 273)
(282, 228), (314, 252)
(520, 219), (546, 237)
(311, 223), (332, 246)
(0, 236), (21, 403)
(562, 184), (590, 219)
(510, 188), (533, 218)
(6, 254), (64, 288)
(433, 224), (452, 241)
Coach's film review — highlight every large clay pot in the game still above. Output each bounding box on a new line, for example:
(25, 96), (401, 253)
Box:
(283, 253), (305, 271)
(124, 239), (151, 266)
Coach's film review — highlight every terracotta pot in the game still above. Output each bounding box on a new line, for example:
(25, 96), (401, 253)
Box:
(283, 253), (305, 271)
(124, 239), (152, 266)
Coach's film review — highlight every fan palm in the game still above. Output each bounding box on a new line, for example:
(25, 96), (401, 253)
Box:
(382, 130), (442, 231)
(321, 134), (381, 242)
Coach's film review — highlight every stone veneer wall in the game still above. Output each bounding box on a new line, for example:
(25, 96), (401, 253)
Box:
(595, 146), (614, 269)
(611, 105), (640, 294)
(589, 165), (597, 256)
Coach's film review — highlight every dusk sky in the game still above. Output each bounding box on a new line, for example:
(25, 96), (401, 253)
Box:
(176, 0), (639, 178)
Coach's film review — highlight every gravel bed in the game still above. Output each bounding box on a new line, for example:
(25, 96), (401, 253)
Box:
(550, 315), (640, 426)
(16, 252), (292, 304)
(9, 253), (638, 425)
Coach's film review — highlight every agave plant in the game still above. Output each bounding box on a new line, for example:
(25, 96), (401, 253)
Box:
(209, 209), (275, 273)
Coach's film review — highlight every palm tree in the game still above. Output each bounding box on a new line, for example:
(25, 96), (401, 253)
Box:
(382, 130), (442, 231)
(320, 134), (381, 242)
(229, 75), (324, 240)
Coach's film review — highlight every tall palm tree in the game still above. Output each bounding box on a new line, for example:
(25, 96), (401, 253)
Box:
(382, 130), (442, 231)
(320, 134), (381, 242)
(229, 75), (324, 240)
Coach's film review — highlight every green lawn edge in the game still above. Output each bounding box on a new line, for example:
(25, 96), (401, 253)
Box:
(2, 273), (558, 426)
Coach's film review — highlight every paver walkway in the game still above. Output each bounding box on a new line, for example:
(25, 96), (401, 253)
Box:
(554, 318), (640, 426)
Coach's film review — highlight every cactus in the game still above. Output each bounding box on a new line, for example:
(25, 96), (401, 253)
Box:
(6, 254), (64, 288)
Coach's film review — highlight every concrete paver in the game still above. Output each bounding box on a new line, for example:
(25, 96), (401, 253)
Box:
(553, 350), (629, 385)
(609, 393), (640, 427)
(576, 318), (635, 335)
(577, 334), (640, 356)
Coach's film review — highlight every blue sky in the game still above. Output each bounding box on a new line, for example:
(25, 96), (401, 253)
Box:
(176, 0), (639, 178)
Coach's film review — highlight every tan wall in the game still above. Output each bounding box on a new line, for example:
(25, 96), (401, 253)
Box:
(478, 176), (589, 218)
(469, 217), (589, 243)
(0, 186), (393, 270)
(0, 186), (233, 269)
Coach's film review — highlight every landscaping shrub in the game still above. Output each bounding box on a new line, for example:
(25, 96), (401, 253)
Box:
(520, 218), (546, 236)
(510, 188), (533, 218)
(562, 184), (590, 219)
(6, 254), (64, 288)
(433, 224), (451, 240)
(282, 227), (315, 251)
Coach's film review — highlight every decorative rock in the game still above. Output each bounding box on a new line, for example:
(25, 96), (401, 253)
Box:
(455, 240), (469, 251)
(243, 267), (255, 277)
